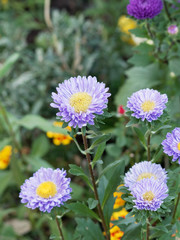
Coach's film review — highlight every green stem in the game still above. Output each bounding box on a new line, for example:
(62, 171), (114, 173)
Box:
(147, 134), (151, 161)
(172, 192), (180, 223)
(55, 216), (64, 240)
(82, 132), (110, 240)
(146, 217), (150, 240)
(163, 0), (172, 21)
(146, 21), (154, 39)
(44, 0), (53, 29)
(0, 102), (24, 159)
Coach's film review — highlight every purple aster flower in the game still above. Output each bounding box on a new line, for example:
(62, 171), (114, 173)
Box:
(127, 88), (168, 122)
(19, 168), (72, 213)
(162, 127), (180, 164)
(132, 178), (168, 211)
(124, 161), (167, 191)
(51, 76), (111, 128)
(127, 0), (163, 19)
(168, 25), (179, 35)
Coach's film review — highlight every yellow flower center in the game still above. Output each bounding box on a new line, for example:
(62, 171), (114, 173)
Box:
(137, 173), (157, 182)
(69, 92), (92, 113)
(143, 191), (154, 202)
(177, 142), (180, 151)
(36, 181), (57, 198)
(141, 101), (155, 112)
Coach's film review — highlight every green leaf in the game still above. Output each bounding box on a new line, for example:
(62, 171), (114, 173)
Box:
(101, 160), (125, 208)
(133, 127), (146, 149)
(126, 117), (139, 127)
(151, 125), (172, 134)
(121, 223), (141, 240)
(31, 135), (50, 158)
(74, 218), (104, 240)
(70, 183), (84, 200)
(106, 144), (121, 158)
(67, 202), (100, 221)
(98, 159), (125, 182)
(87, 198), (98, 210)
(17, 115), (67, 134)
(26, 156), (53, 172)
(92, 142), (106, 168)
(128, 54), (153, 67)
(129, 28), (148, 38)
(114, 63), (161, 106)
(0, 53), (20, 78)
(69, 164), (93, 190)
(0, 171), (12, 195)
(11, 157), (25, 186)
(89, 134), (111, 150)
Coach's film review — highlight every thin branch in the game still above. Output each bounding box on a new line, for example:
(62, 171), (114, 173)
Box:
(147, 134), (151, 161)
(44, 0), (53, 29)
(172, 192), (180, 223)
(163, 0), (172, 21)
(82, 132), (110, 240)
(55, 216), (65, 240)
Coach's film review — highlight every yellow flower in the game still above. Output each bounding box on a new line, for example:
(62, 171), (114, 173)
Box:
(118, 16), (137, 35)
(118, 15), (147, 46)
(113, 184), (125, 209)
(0, 145), (12, 170)
(46, 122), (73, 146)
(110, 225), (124, 240)
(111, 208), (129, 221)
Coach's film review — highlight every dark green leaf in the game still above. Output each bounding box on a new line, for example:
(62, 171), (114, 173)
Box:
(89, 134), (111, 150)
(69, 164), (93, 190)
(92, 142), (106, 168)
(87, 198), (98, 210)
(0, 53), (19, 78)
(67, 202), (100, 221)
(74, 218), (104, 240)
(133, 127), (146, 149)
(31, 135), (50, 158)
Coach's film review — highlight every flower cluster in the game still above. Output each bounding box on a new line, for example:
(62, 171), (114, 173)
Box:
(51, 76), (111, 128)
(19, 167), (72, 213)
(124, 161), (168, 211)
(162, 127), (180, 164)
(46, 121), (73, 146)
(127, 88), (168, 122)
(110, 185), (129, 240)
(127, 0), (163, 19)
(0, 145), (12, 170)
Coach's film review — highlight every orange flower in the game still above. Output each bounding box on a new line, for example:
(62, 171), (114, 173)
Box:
(0, 145), (12, 169)
(46, 122), (73, 146)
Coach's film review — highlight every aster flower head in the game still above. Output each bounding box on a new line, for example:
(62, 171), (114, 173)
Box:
(132, 178), (168, 211)
(168, 25), (179, 35)
(51, 76), (111, 128)
(127, 0), (163, 19)
(124, 161), (167, 191)
(162, 127), (180, 164)
(127, 88), (168, 122)
(19, 168), (72, 213)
